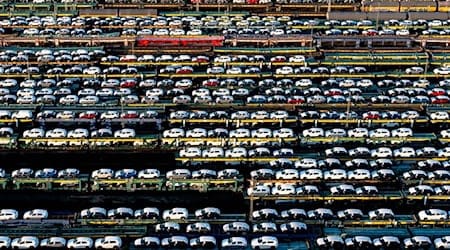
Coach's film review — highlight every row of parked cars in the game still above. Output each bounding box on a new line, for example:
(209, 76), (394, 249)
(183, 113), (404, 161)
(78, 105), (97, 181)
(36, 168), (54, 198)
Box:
(317, 235), (450, 250)
(0, 235), (280, 249)
(3, 15), (450, 37)
(6, 167), (241, 180)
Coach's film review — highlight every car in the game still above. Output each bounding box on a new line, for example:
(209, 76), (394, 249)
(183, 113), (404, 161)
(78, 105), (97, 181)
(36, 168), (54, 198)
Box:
(166, 169), (191, 179)
(247, 185), (271, 196)
(337, 209), (364, 220)
(12, 168), (33, 178)
(163, 128), (185, 138)
(252, 208), (278, 220)
(276, 169), (299, 180)
(195, 207), (220, 219)
(107, 207), (133, 219)
(404, 236), (432, 249)
(40, 237), (66, 248)
(278, 208), (307, 219)
(155, 222), (180, 233)
(222, 222), (250, 233)
(324, 169), (347, 180)
(251, 236), (278, 250)
(162, 207), (188, 220)
(371, 147), (393, 158)
(330, 184), (356, 195)
(280, 221), (307, 233)
(345, 236), (373, 249)
(80, 207), (107, 219)
(252, 222), (277, 233)
(434, 66), (450, 75)
(308, 208), (334, 220)
(202, 147), (224, 157)
(186, 222), (211, 233)
(418, 209), (448, 221)
(431, 111), (450, 120)
(347, 169), (371, 180)
(434, 236), (450, 249)
(0, 236), (10, 249)
(221, 237), (248, 248)
(349, 147), (370, 157)
(91, 168), (114, 179)
(161, 236), (189, 248)
(356, 185), (379, 195)
(134, 237), (160, 248)
(316, 236), (345, 249)
(408, 185), (435, 195)
(23, 209), (48, 220)
(403, 170), (428, 180)
(393, 147), (416, 158)
(11, 236), (39, 249)
(190, 236), (216, 249)
(134, 207), (159, 219)
(391, 127), (413, 137)
(302, 128), (324, 137)
(23, 128), (45, 138)
(271, 183), (296, 195)
(0, 209), (18, 220)
(35, 168), (57, 178)
(368, 208), (394, 220)
(373, 236), (401, 249)
(344, 158), (369, 168)
(325, 147), (348, 157)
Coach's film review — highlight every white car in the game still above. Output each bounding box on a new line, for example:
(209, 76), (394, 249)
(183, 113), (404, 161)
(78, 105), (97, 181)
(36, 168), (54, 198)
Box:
(221, 237), (247, 248)
(347, 169), (371, 180)
(417, 209), (448, 221)
(0, 209), (18, 220)
(250, 236), (278, 250)
(369, 128), (391, 138)
(40, 237), (66, 248)
(0, 236), (10, 249)
(91, 168), (114, 179)
(179, 147), (202, 157)
(434, 236), (450, 249)
(430, 111), (449, 120)
(434, 66), (450, 75)
(271, 184), (296, 195)
(324, 169), (347, 180)
(163, 128), (185, 138)
(23, 209), (48, 220)
(202, 147), (224, 157)
(370, 147), (393, 158)
(393, 147), (416, 157)
(302, 128), (324, 137)
(247, 185), (271, 196)
(162, 207), (188, 220)
(11, 236), (39, 249)
(391, 127), (413, 137)
(67, 237), (94, 249)
(276, 169), (299, 180)
(93, 236), (121, 249)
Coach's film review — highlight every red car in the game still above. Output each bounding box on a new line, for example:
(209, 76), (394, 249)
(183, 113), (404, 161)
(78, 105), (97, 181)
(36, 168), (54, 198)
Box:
(428, 88), (446, 97)
(120, 79), (137, 88)
(324, 89), (343, 96)
(363, 111), (380, 119)
(432, 96), (450, 104)
(120, 111), (139, 119)
(202, 79), (219, 87)
(79, 111), (97, 119)
(287, 96), (305, 104)
(176, 66), (194, 74)
(192, 56), (209, 63)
